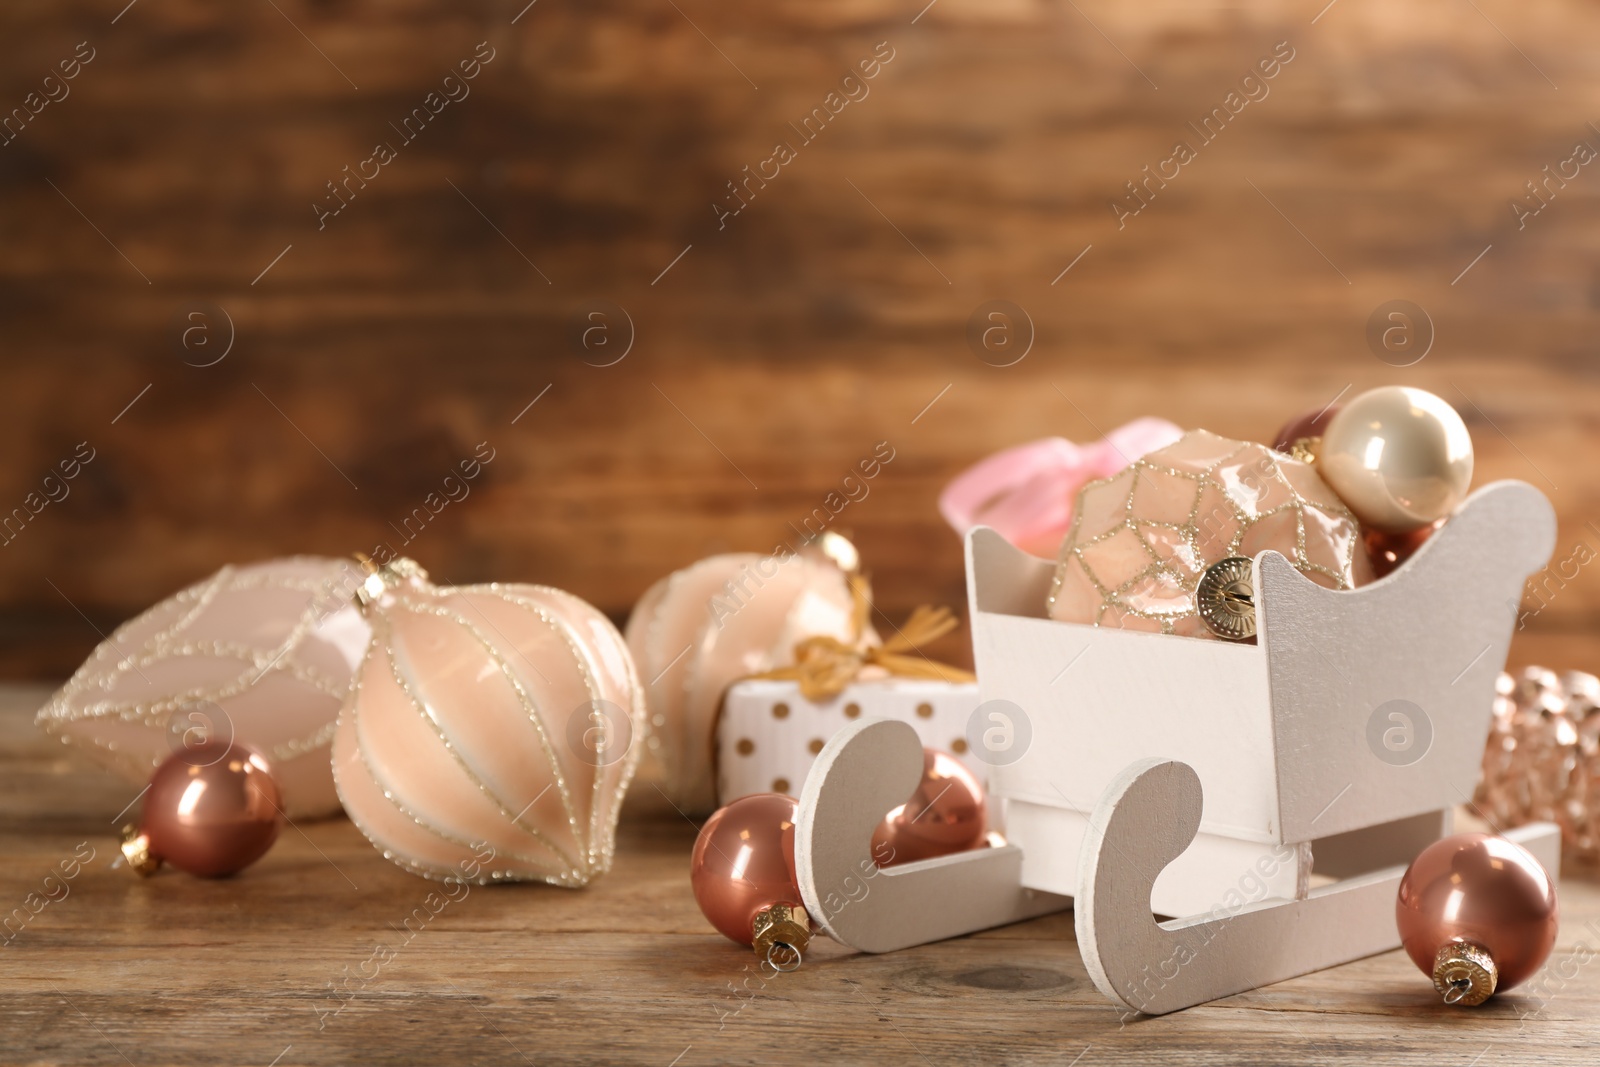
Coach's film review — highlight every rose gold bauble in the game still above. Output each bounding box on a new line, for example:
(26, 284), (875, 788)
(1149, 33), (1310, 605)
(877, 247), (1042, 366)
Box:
(690, 793), (806, 949)
(1365, 520), (1443, 579)
(124, 740), (283, 878)
(870, 747), (987, 866)
(1272, 404), (1341, 460)
(1396, 832), (1558, 1005)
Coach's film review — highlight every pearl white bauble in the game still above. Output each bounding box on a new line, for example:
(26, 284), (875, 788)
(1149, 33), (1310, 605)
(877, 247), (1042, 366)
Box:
(1318, 386), (1473, 533)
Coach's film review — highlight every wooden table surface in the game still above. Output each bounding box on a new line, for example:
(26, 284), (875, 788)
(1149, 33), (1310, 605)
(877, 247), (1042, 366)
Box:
(4, 673), (1599, 1067)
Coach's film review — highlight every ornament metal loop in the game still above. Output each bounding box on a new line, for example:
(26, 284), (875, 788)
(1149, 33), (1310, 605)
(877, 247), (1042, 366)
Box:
(1196, 557), (1256, 641)
(763, 941), (804, 973)
(1431, 941), (1497, 1007)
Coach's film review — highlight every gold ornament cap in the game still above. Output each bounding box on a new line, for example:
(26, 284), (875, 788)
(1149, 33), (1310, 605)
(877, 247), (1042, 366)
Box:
(811, 532), (860, 576)
(1196, 557), (1257, 641)
(352, 555), (430, 608)
(119, 824), (161, 877)
(752, 902), (811, 969)
(1288, 435), (1321, 465)
(1433, 940), (1497, 1006)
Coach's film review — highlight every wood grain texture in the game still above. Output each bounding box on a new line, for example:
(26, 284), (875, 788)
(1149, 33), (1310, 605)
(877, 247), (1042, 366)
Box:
(4, 0), (1600, 682)
(6, 648), (1600, 1065)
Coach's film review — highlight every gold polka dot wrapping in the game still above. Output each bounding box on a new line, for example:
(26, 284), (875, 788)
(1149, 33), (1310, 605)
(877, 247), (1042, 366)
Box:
(715, 678), (985, 805)
(1047, 429), (1373, 637)
(1477, 666), (1600, 860)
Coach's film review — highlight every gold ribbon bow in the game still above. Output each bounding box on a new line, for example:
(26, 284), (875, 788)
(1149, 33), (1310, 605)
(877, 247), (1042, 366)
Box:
(708, 537), (977, 803)
(754, 602), (976, 702)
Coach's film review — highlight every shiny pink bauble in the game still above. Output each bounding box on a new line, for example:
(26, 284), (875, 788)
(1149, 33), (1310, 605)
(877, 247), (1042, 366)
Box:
(690, 793), (802, 946)
(1396, 833), (1558, 995)
(871, 748), (987, 866)
(142, 741), (283, 877)
(1272, 403), (1341, 455)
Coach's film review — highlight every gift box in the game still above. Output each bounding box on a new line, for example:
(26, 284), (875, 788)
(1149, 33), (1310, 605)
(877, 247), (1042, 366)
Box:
(716, 677), (984, 804)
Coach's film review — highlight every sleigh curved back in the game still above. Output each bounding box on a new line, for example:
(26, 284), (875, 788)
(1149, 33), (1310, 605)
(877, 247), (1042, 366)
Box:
(963, 480), (1554, 847)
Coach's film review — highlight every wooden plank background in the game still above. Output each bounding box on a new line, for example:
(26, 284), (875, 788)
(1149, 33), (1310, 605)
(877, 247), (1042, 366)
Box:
(4, 0), (1600, 679)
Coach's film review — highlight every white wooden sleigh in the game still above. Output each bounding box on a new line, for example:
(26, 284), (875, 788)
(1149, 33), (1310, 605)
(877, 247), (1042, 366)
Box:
(794, 480), (1562, 1014)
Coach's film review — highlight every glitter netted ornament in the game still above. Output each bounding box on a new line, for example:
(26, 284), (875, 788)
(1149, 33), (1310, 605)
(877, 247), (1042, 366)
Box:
(36, 557), (371, 819)
(1047, 430), (1374, 638)
(332, 558), (645, 886)
(1477, 666), (1600, 860)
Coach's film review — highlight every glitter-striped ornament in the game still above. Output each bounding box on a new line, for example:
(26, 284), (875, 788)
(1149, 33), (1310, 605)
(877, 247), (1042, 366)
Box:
(332, 558), (644, 886)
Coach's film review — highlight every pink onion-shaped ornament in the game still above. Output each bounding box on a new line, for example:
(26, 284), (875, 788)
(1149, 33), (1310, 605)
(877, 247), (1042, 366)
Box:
(332, 558), (645, 886)
(625, 534), (868, 812)
(37, 556), (370, 819)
